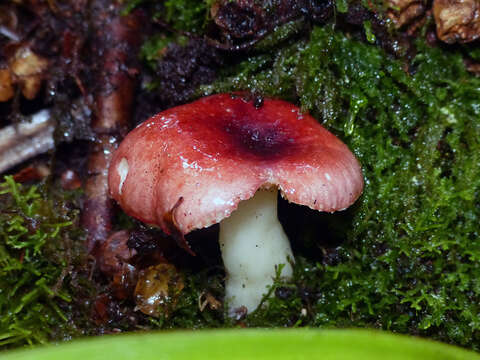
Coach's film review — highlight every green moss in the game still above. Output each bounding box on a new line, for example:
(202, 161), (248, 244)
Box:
(162, 0), (213, 33)
(0, 177), (92, 348)
(123, 0), (212, 33)
(304, 31), (480, 346)
(140, 34), (189, 70)
(336, 0), (350, 13)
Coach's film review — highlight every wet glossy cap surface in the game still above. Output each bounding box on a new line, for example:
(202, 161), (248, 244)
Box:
(108, 93), (364, 234)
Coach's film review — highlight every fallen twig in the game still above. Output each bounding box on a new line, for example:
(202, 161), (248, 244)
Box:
(0, 110), (54, 174)
(81, 1), (143, 253)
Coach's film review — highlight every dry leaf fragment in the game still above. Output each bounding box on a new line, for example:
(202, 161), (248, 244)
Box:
(9, 46), (49, 100)
(433, 0), (480, 43)
(386, 0), (426, 28)
(134, 263), (184, 317)
(198, 292), (222, 312)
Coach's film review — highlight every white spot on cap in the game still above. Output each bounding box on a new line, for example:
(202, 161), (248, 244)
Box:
(117, 158), (129, 195)
(180, 155), (214, 172)
(213, 197), (226, 206)
(325, 173), (332, 181)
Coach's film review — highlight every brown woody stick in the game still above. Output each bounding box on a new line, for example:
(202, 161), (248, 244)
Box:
(82, 1), (143, 253)
(0, 110), (54, 174)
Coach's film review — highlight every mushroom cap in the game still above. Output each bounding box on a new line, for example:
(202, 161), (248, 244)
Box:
(108, 93), (363, 234)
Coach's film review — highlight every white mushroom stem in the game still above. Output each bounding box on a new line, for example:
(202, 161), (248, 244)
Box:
(219, 189), (294, 315)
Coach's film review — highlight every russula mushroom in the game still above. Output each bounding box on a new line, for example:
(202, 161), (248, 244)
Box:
(108, 93), (363, 314)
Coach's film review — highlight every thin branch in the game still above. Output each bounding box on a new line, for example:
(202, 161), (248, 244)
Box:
(0, 25), (21, 42)
(81, 2), (143, 253)
(0, 110), (54, 174)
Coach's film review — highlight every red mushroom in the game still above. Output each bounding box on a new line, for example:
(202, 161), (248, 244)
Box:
(108, 93), (363, 314)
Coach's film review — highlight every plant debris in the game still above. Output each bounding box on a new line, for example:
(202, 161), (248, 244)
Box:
(134, 263), (185, 317)
(0, 110), (54, 173)
(433, 0), (480, 43)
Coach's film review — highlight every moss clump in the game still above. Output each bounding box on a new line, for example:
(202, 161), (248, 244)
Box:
(0, 177), (92, 348)
(296, 28), (480, 349)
